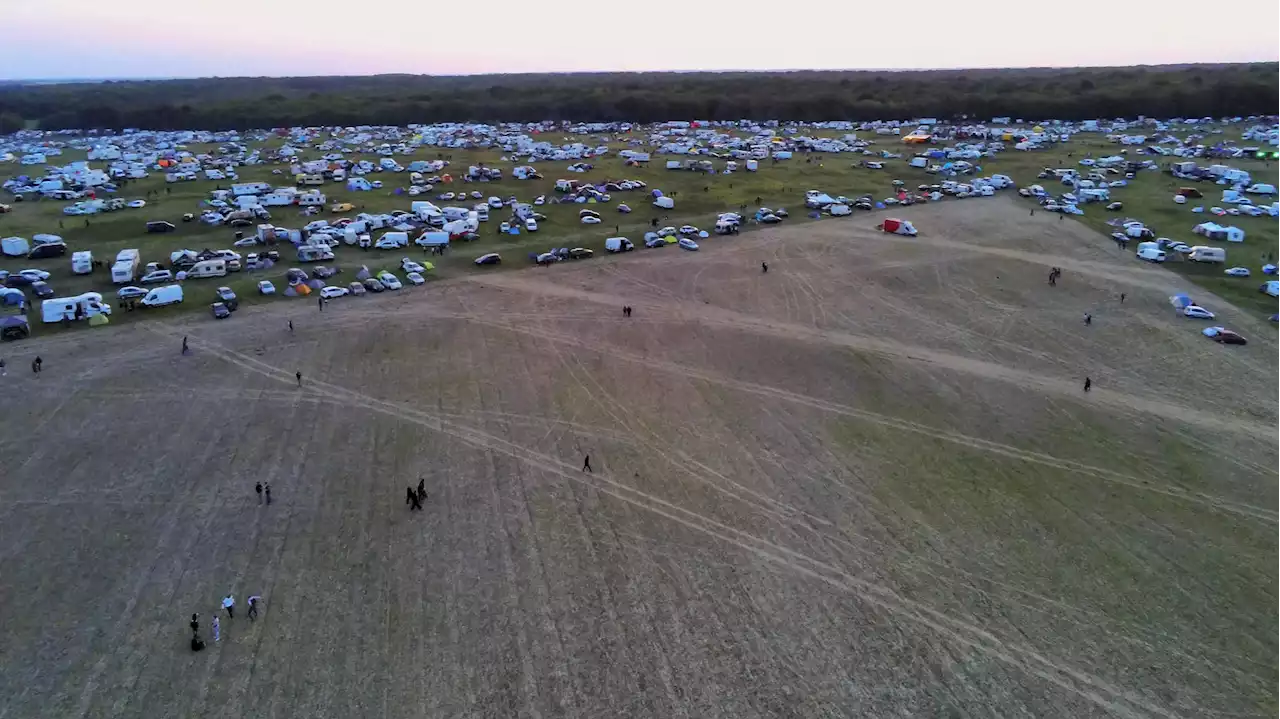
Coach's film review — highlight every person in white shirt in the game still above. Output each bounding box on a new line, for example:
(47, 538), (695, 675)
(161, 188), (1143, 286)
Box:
(222, 594), (235, 619)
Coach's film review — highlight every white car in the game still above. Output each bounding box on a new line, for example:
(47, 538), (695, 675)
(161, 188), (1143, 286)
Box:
(117, 285), (147, 299)
(533, 195), (545, 205)
(525, 218), (538, 232)
(1225, 267), (1251, 277)
(17, 268), (51, 282)
(488, 196), (503, 208)
(233, 237), (259, 248)
(400, 258), (425, 273)
(320, 285), (349, 299)
(258, 280), (276, 295)
(127, 199), (146, 209)
(500, 221), (511, 233)
(405, 271), (425, 285)
(1183, 306), (1215, 320)
(140, 269), (173, 284)
(377, 272), (402, 290)
(581, 216), (601, 224)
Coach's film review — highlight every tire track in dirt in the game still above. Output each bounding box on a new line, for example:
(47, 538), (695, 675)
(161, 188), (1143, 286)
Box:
(439, 315), (1276, 524)
(170, 329), (1197, 719)
(465, 273), (1276, 440)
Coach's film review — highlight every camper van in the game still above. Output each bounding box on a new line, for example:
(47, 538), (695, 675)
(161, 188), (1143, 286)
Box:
(297, 245), (334, 262)
(112, 249), (141, 284)
(71, 251), (93, 274)
(41, 292), (112, 323)
(1188, 246), (1226, 263)
(141, 285), (183, 307)
(296, 173), (325, 186)
(186, 259), (228, 278)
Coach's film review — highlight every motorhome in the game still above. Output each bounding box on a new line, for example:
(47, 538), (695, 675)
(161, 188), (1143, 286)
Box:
(71, 250), (93, 274)
(231, 181), (271, 196)
(41, 292), (112, 323)
(297, 245), (334, 262)
(1188, 246), (1226, 263)
(186, 259), (228, 278)
(295, 173), (325, 186)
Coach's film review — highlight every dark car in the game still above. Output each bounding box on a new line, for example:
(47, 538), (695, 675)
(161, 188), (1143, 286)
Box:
(30, 281), (54, 298)
(568, 247), (594, 259)
(27, 242), (67, 259)
(211, 302), (231, 319)
(146, 220), (176, 233)
(313, 265), (337, 279)
(215, 286), (239, 310)
(1211, 329), (1248, 345)
(362, 277), (385, 292)
(4, 274), (34, 288)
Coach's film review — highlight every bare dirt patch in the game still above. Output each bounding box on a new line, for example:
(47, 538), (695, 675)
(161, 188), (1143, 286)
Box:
(0, 198), (1274, 719)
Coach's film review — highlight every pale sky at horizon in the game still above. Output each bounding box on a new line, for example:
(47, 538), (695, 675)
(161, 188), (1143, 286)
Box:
(3, 0), (1276, 79)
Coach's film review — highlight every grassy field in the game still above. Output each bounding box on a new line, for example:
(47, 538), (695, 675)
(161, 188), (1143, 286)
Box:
(0, 199), (1275, 718)
(1, 126), (1276, 334)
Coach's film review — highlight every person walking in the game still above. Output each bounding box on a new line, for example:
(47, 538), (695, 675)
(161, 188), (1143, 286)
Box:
(288, 319), (294, 333)
(265, 483), (272, 505)
(761, 261), (768, 274)
(1084, 377), (1092, 393)
(1119, 292), (1126, 304)
(1083, 313), (1092, 326)
(417, 477), (425, 500)
(190, 613), (200, 634)
(318, 296), (324, 312)
(181, 336), (189, 355)
(406, 487), (417, 509)
(255, 482), (263, 503)
(247, 595), (262, 621)
(31, 358), (39, 375)
(212, 615), (220, 642)
(295, 371), (302, 387)
(222, 594), (235, 619)
(582, 455), (592, 473)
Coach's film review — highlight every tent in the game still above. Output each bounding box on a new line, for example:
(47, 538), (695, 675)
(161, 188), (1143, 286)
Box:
(1169, 294), (1192, 311)
(0, 314), (29, 341)
(0, 287), (25, 309)
(879, 218), (918, 236)
(88, 313), (109, 326)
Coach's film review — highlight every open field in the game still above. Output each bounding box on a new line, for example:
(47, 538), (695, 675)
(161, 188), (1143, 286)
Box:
(0, 199), (1275, 718)
(1, 126), (1277, 334)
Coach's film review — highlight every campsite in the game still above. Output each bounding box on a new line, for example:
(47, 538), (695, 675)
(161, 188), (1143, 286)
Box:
(0, 115), (1277, 718)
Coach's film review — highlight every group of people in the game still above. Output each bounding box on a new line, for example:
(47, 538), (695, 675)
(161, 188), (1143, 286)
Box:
(621, 305), (634, 317)
(406, 477), (428, 510)
(1047, 267), (1063, 286)
(189, 594), (262, 651)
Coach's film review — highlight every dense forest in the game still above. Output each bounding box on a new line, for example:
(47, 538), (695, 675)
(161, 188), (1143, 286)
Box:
(0, 65), (1276, 132)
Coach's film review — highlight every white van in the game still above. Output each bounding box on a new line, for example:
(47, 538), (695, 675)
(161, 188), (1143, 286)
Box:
(1135, 243), (1166, 263)
(1188, 246), (1226, 263)
(141, 285), (183, 307)
(72, 251), (93, 274)
(604, 237), (634, 253)
(187, 259), (228, 278)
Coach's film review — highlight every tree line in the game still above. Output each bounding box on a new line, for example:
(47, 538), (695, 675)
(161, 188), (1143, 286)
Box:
(0, 65), (1275, 133)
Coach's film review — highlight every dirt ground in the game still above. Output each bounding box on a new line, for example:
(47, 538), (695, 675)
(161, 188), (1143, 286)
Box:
(1, 198), (1275, 719)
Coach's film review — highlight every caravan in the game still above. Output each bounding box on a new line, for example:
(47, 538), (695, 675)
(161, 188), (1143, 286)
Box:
(71, 251), (93, 274)
(41, 292), (112, 323)
(186, 259), (228, 278)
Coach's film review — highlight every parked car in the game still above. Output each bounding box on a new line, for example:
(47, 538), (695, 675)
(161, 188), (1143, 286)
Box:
(17, 268), (51, 282)
(678, 238), (700, 251)
(313, 265), (338, 279)
(211, 302), (232, 319)
(376, 272), (402, 290)
(257, 280), (276, 295)
(580, 215), (601, 224)
(1183, 305), (1215, 320)
(117, 285), (148, 300)
(406, 272), (425, 285)
(319, 285), (349, 299)
(140, 270), (173, 284)
(362, 277), (385, 292)
(146, 220), (176, 233)
(348, 281), (366, 296)
(645, 236), (667, 248)
(214, 286), (239, 310)
(400, 258), (425, 274)
(1203, 326), (1247, 345)
(1225, 267), (1251, 277)
(474, 253), (501, 266)
(31, 281), (54, 298)
(568, 247), (593, 259)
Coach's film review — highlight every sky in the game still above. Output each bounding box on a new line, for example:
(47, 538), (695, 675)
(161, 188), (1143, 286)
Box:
(2, 0), (1277, 80)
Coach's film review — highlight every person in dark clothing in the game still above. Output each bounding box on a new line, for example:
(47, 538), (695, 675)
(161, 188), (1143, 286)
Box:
(318, 297), (324, 312)
(35, 356), (42, 372)
(296, 371), (302, 387)
(761, 261), (768, 274)
(255, 482), (263, 503)
(190, 614), (200, 634)
(31, 359), (39, 374)
(265, 484), (272, 504)
(406, 487), (416, 507)
(191, 635), (206, 652)
(582, 455), (592, 473)
(1119, 293), (1126, 303)
(181, 337), (189, 355)
(1030, 208), (1035, 216)
(417, 477), (426, 503)
(1084, 313), (1092, 325)
(1084, 377), (1092, 392)
(288, 319), (293, 333)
